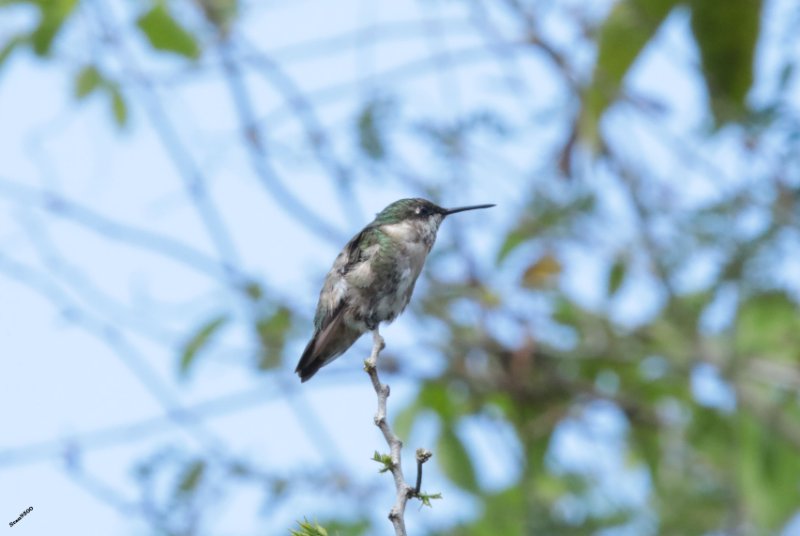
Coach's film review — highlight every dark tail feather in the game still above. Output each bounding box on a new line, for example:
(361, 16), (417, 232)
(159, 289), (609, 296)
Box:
(295, 334), (325, 382)
(295, 314), (363, 382)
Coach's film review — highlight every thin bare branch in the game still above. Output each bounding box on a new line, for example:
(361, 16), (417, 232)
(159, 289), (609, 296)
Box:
(89, 3), (244, 285)
(218, 43), (348, 244)
(237, 38), (364, 225)
(0, 177), (238, 282)
(363, 330), (434, 536)
(254, 42), (525, 128)
(0, 253), (225, 456)
(0, 386), (282, 466)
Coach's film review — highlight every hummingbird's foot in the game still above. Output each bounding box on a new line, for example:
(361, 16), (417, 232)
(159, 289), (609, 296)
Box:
(364, 328), (385, 371)
(372, 328), (385, 352)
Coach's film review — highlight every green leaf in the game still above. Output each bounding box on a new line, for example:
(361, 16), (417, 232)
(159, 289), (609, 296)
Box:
(312, 519), (369, 536)
(75, 66), (102, 100)
(496, 225), (531, 264)
(0, 35), (27, 69)
(497, 193), (595, 263)
(73, 67), (130, 129)
(176, 459), (205, 496)
(256, 306), (292, 370)
(689, 0), (761, 124)
(608, 257), (627, 296)
(594, 0), (677, 87)
(630, 424), (661, 477)
(417, 491), (443, 508)
(521, 253), (562, 289)
(30, 0), (78, 56)
(735, 411), (800, 531)
(417, 382), (460, 422)
(552, 296), (580, 327)
(136, 4), (201, 59)
(180, 314), (228, 376)
(356, 96), (394, 161)
(735, 292), (800, 361)
(243, 281), (264, 301)
(290, 519), (329, 536)
(370, 451), (393, 473)
(393, 400), (420, 439)
(582, 0), (678, 145)
(437, 426), (478, 491)
(109, 85), (128, 127)
(451, 486), (525, 536)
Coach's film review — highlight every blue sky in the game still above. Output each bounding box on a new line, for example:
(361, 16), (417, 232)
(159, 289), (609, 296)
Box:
(1, 0), (799, 534)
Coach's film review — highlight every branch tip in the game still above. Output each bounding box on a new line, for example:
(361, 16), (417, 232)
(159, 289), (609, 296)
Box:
(415, 448), (432, 464)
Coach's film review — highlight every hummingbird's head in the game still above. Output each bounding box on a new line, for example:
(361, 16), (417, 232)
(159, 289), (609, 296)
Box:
(375, 198), (495, 227)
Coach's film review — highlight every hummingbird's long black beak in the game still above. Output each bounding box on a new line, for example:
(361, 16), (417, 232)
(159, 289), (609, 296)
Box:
(443, 203), (495, 216)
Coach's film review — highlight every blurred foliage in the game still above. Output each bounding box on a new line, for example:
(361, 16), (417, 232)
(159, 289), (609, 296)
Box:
(582, 0), (678, 145)
(180, 314), (228, 376)
(290, 518), (370, 536)
(136, 3), (201, 59)
(583, 0), (761, 141)
(73, 64), (129, 127)
(290, 519), (331, 536)
(255, 305), (293, 370)
(194, 0), (238, 36)
(356, 96), (395, 162)
(2, 0), (799, 534)
(689, 0), (761, 124)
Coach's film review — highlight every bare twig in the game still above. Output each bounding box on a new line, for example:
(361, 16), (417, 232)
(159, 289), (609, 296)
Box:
(363, 330), (408, 534)
(0, 252), (225, 456)
(238, 38), (364, 226)
(89, 3), (244, 288)
(0, 178), (239, 282)
(363, 330), (435, 536)
(0, 385), (283, 466)
(414, 448), (432, 495)
(217, 43), (348, 245)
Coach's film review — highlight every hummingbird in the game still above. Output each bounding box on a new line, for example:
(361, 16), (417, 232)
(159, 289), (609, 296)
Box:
(295, 198), (495, 382)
